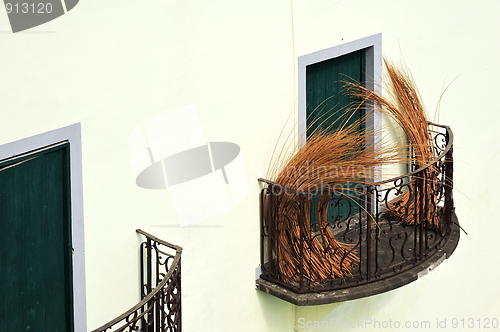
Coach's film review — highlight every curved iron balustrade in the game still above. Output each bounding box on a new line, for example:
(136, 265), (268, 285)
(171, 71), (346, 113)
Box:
(91, 229), (182, 332)
(258, 123), (455, 294)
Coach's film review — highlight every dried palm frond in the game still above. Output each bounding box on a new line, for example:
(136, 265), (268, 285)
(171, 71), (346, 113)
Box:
(263, 57), (438, 285)
(265, 105), (409, 284)
(347, 58), (439, 226)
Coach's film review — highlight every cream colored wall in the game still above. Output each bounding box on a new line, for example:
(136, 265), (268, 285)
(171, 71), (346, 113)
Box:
(0, 1), (498, 332)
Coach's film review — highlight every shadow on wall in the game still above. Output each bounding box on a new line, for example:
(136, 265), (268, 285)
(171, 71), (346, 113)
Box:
(255, 278), (396, 332)
(292, 290), (401, 332)
(255, 290), (294, 332)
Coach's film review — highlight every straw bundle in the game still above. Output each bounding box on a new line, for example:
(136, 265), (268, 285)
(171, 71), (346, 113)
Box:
(266, 121), (372, 282)
(264, 57), (441, 285)
(347, 58), (440, 226)
(265, 90), (409, 284)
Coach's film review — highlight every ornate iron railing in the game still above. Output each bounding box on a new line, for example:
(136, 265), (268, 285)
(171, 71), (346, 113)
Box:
(259, 123), (454, 293)
(91, 229), (182, 332)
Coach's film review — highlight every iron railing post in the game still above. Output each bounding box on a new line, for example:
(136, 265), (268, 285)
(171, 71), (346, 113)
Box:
(268, 187), (274, 280)
(366, 186), (372, 281)
(420, 170), (426, 260)
(413, 175), (419, 260)
(444, 143), (454, 233)
(140, 241), (146, 329)
(372, 185), (379, 275)
(299, 194), (305, 291)
(155, 241), (160, 332)
(146, 238), (153, 332)
(260, 189), (265, 277)
(178, 259), (182, 332)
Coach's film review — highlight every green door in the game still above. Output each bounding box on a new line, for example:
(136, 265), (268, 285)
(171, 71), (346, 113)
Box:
(306, 50), (366, 224)
(0, 144), (74, 332)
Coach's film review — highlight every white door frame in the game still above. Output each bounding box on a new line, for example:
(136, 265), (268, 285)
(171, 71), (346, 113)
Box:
(297, 33), (382, 175)
(0, 123), (87, 332)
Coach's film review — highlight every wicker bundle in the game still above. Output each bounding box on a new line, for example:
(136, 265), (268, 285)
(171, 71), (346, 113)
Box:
(264, 58), (440, 284)
(347, 58), (440, 226)
(266, 120), (388, 282)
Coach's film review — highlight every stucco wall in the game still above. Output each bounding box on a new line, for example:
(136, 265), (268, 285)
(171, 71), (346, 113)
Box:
(0, 1), (498, 331)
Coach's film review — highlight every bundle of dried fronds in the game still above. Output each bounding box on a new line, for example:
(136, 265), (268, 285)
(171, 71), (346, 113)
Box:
(265, 103), (409, 284)
(264, 194), (358, 283)
(347, 58), (440, 226)
(263, 57), (444, 285)
(268, 102), (409, 188)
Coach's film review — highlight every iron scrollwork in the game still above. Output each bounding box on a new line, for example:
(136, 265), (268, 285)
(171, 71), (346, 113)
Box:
(91, 230), (182, 332)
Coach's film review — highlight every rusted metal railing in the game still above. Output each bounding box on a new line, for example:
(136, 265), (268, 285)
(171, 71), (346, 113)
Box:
(259, 123), (454, 293)
(91, 230), (182, 332)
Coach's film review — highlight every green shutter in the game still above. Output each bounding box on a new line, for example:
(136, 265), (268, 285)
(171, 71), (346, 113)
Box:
(305, 50), (366, 224)
(306, 49), (365, 137)
(0, 144), (74, 332)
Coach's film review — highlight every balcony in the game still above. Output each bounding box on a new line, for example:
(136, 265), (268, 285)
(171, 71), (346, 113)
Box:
(256, 123), (460, 305)
(91, 230), (182, 332)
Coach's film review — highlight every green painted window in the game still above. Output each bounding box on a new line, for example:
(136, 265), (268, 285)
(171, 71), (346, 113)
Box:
(0, 143), (74, 332)
(306, 49), (366, 224)
(306, 49), (365, 138)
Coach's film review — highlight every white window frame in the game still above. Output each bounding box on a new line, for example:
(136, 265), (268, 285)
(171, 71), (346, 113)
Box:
(297, 34), (383, 185)
(0, 123), (87, 332)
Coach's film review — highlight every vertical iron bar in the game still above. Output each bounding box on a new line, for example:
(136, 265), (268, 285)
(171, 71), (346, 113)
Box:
(155, 242), (160, 332)
(299, 194), (305, 291)
(373, 186), (378, 275)
(268, 187), (274, 279)
(425, 172), (431, 251)
(157, 287), (162, 332)
(178, 259), (182, 332)
(424, 170), (434, 250)
(140, 242), (146, 331)
(146, 238), (152, 332)
(140, 243), (145, 299)
(412, 178), (418, 260)
(358, 190), (363, 277)
(366, 186), (372, 280)
(260, 189), (264, 277)
(419, 172), (425, 260)
(139, 242), (145, 331)
(445, 142), (454, 234)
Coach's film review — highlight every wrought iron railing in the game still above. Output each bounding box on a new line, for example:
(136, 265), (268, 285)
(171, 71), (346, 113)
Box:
(91, 229), (182, 332)
(259, 123), (454, 293)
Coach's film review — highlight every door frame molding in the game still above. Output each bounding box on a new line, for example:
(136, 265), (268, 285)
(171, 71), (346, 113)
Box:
(0, 123), (86, 332)
(297, 34), (382, 183)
